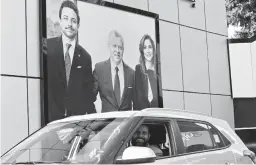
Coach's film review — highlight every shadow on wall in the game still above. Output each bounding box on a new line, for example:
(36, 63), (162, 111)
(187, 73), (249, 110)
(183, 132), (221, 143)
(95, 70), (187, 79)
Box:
(234, 98), (256, 128)
(236, 129), (256, 154)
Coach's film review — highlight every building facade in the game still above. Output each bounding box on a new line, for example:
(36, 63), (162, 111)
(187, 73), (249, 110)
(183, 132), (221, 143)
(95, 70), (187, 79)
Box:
(1, 0), (233, 154)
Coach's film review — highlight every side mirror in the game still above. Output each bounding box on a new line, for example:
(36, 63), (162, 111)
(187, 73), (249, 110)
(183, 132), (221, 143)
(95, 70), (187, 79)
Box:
(115, 146), (156, 164)
(243, 150), (256, 163)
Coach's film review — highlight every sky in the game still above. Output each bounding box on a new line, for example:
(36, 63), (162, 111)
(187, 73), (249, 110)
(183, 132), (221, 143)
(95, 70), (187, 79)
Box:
(228, 25), (242, 38)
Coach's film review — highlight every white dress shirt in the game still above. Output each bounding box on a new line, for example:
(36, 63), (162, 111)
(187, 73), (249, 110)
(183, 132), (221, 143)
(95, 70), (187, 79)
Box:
(110, 60), (124, 99)
(146, 65), (155, 103)
(147, 76), (153, 102)
(62, 35), (76, 64)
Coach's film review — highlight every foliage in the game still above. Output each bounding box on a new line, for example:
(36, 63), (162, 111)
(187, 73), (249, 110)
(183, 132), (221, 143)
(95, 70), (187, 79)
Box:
(47, 18), (61, 38)
(226, 0), (256, 38)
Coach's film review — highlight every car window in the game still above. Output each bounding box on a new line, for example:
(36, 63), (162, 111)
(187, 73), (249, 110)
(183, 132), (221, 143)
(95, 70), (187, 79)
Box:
(177, 121), (214, 154)
(116, 120), (173, 159)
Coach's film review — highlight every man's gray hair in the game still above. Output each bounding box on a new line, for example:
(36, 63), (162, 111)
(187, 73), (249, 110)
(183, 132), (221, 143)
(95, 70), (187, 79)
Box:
(108, 30), (124, 47)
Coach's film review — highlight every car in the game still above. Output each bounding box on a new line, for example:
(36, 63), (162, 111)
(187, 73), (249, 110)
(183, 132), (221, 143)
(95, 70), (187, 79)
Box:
(1, 108), (255, 164)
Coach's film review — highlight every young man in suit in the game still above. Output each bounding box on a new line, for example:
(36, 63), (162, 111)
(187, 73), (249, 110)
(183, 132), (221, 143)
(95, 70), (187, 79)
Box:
(46, 1), (96, 122)
(93, 30), (134, 112)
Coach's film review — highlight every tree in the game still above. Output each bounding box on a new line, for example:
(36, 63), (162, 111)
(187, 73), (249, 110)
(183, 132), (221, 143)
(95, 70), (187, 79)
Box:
(226, 0), (256, 38)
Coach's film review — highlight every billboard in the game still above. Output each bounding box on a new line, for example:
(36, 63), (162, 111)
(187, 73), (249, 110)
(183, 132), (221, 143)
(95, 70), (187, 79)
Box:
(41, 0), (162, 124)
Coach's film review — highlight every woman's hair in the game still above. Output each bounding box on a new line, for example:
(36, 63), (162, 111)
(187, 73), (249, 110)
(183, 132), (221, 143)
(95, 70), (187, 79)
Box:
(139, 34), (157, 76)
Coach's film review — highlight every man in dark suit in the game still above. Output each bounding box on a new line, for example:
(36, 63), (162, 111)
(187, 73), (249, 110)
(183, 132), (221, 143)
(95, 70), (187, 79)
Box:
(46, 1), (96, 122)
(93, 30), (134, 112)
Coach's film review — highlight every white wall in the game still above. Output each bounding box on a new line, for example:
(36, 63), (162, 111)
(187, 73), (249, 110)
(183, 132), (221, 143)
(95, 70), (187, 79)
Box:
(1, 0), (41, 155)
(251, 41), (256, 96)
(1, 0), (233, 154)
(229, 41), (256, 98)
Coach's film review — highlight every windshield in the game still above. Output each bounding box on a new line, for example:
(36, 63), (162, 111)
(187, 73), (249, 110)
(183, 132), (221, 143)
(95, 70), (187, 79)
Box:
(1, 118), (130, 164)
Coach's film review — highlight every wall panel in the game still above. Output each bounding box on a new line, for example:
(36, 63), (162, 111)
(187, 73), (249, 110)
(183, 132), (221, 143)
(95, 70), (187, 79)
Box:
(204, 0), (228, 36)
(211, 95), (235, 129)
(163, 91), (184, 110)
(1, 0), (26, 76)
(114, 0), (148, 11)
(28, 79), (41, 134)
(184, 93), (211, 115)
(208, 33), (231, 95)
(1, 77), (28, 154)
(160, 21), (183, 91)
(178, 0), (206, 30)
(180, 27), (209, 93)
(149, 0), (178, 23)
(27, 0), (41, 77)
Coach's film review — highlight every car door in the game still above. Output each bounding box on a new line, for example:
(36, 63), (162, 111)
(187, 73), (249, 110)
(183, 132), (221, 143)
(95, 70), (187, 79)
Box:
(174, 119), (236, 165)
(154, 118), (187, 164)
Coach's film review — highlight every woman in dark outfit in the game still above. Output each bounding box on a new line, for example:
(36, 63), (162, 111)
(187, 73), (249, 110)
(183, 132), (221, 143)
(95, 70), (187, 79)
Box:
(134, 34), (159, 110)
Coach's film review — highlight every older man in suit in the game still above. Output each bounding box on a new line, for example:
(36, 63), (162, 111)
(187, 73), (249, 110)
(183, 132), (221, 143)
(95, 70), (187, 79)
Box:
(46, 1), (96, 122)
(93, 30), (134, 112)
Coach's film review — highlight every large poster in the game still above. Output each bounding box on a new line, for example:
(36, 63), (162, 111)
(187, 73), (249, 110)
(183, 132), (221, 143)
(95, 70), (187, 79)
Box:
(42, 0), (162, 124)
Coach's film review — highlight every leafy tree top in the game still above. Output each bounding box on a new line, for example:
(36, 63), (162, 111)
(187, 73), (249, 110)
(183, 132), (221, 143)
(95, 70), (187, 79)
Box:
(226, 0), (256, 38)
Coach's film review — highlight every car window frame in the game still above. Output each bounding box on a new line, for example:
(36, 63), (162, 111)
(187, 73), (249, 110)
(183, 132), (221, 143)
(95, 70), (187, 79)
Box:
(113, 117), (176, 162)
(172, 118), (232, 156)
(217, 129), (232, 147)
(99, 116), (142, 164)
(207, 124), (231, 149)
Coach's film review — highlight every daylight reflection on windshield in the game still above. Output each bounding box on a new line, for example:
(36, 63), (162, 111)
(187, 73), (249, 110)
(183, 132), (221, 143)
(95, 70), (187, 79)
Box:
(1, 118), (128, 164)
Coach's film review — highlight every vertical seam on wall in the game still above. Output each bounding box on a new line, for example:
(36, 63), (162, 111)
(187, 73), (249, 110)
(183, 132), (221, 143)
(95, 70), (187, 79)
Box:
(25, 0), (30, 136)
(226, 41), (233, 98)
(25, 0), (30, 160)
(147, 0), (149, 12)
(203, 0), (213, 116)
(177, 0), (185, 110)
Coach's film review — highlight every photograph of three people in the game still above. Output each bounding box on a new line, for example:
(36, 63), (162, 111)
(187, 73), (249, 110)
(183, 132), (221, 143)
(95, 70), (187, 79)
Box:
(43, 0), (162, 123)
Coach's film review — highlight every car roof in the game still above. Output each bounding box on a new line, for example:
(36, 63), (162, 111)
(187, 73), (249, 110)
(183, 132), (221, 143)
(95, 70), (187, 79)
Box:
(49, 108), (225, 126)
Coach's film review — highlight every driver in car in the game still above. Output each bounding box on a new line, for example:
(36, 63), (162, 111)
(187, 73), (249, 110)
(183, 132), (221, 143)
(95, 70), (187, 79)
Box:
(131, 125), (163, 157)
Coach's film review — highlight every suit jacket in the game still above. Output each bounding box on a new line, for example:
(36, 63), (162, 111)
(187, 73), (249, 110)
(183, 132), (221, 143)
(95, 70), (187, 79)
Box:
(93, 59), (134, 112)
(133, 64), (159, 110)
(46, 36), (96, 122)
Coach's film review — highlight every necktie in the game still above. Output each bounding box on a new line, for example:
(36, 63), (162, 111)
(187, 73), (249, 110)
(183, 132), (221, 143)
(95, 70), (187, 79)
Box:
(114, 67), (121, 106)
(65, 44), (72, 85)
